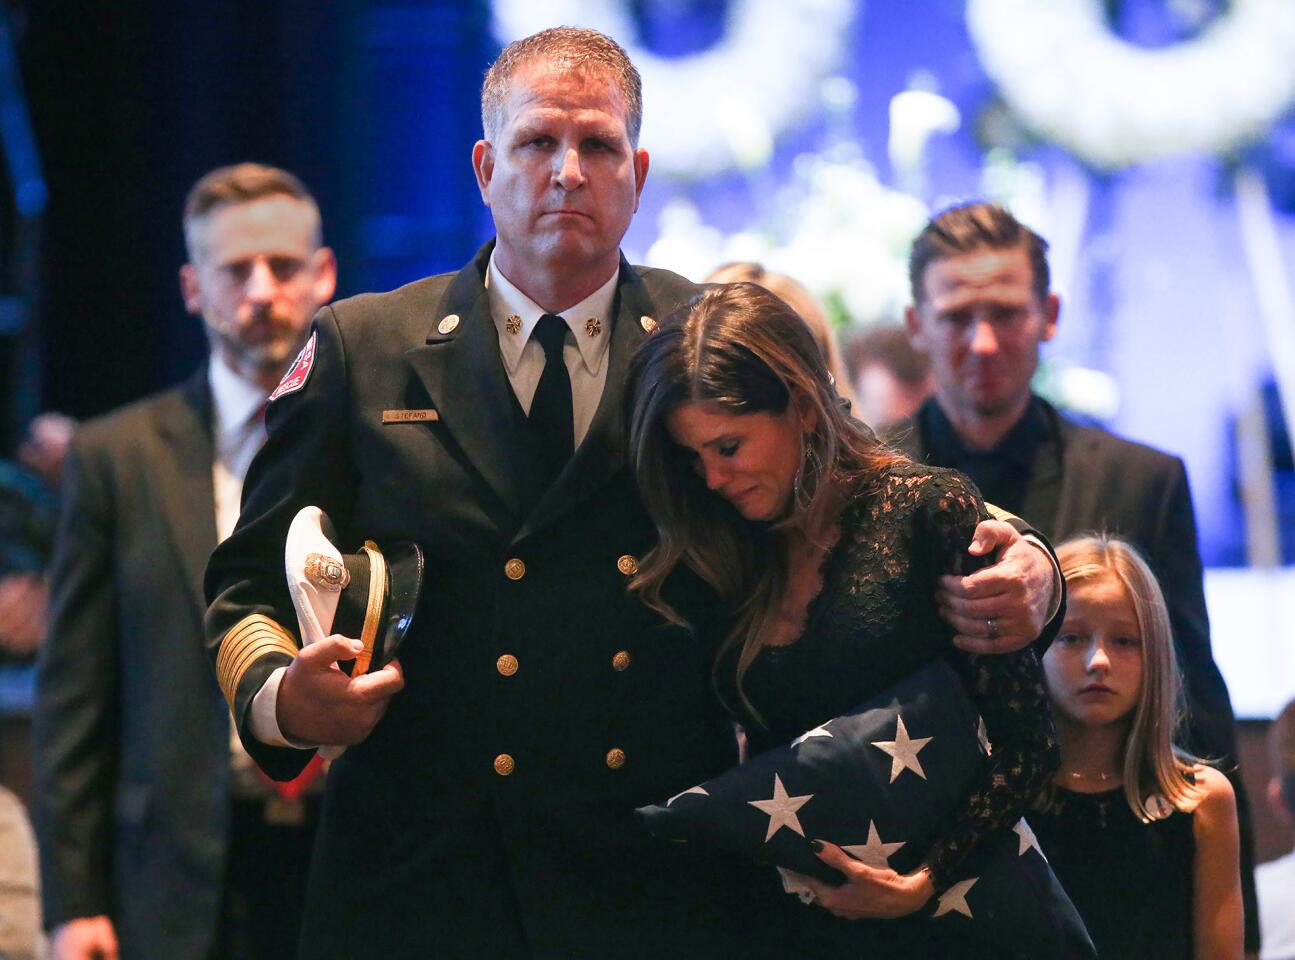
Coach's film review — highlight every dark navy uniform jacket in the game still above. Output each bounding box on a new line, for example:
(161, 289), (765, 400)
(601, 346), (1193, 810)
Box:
(205, 244), (785, 959)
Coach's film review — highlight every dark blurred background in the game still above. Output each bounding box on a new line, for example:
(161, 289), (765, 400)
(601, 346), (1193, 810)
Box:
(8, 0), (494, 435)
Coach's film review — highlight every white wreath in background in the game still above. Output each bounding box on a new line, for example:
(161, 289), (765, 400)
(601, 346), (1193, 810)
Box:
(490, 0), (857, 178)
(967, 0), (1295, 170)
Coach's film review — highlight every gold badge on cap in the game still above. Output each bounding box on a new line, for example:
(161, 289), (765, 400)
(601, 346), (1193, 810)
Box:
(304, 553), (350, 592)
(506, 314), (522, 335)
(639, 315), (658, 334)
(585, 316), (601, 337)
(438, 314), (460, 335)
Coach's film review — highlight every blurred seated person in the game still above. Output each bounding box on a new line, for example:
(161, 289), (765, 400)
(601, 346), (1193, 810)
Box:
(1258, 698), (1295, 960)
(843, 324), (933, 431)
(0, 457), (58, 960)
(0, 783), (42, 960)
(0, 458), (57, 660)
(705, 262), (855, 407)
(0, 414), (73, 660)
(17, 412), (77, 491)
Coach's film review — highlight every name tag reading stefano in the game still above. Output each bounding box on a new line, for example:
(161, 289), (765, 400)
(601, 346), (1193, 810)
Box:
(382, 409), (439, 424)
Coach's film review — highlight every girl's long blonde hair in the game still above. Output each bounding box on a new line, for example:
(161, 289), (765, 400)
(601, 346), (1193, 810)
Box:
(626, 283), (904, 722)
(1053, 534), (1206, 821)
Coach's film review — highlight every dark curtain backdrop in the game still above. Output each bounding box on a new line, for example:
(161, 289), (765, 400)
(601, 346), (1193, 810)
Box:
(17, 0), (492, 424)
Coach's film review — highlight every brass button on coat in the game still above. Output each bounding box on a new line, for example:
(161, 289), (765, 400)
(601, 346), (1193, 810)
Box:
(494, 754), (515, 776)
(616, 555), (638, 576)
(611, 651), (631, 672)
(605, 748), (626, 770)
(496, 654), (519, 677)
(504, 558), (526, 580)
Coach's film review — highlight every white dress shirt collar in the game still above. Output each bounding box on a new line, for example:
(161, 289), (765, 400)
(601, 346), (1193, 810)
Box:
(208, 353), (268, 448)
(487, 253), (618, 378)
(208, 355), (270, 545)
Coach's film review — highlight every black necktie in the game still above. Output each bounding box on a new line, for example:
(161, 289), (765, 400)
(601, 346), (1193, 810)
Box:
(529, 313), (574, 485)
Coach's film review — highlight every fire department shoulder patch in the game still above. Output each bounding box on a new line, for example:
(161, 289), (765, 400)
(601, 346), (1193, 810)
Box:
(268, 331), (317, 403)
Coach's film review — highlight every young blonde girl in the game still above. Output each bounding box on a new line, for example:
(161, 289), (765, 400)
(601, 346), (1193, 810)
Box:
(1033, 535), (1242, 960)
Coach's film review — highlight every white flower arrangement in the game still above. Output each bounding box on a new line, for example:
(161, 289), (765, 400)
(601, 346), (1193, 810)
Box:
(966, 0), (1295, 170)
(489, 0), (856, 178)
(645, 147), (929, 328)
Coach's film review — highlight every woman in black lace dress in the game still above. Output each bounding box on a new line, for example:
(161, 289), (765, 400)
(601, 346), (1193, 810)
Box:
(626, 283), (1058, 953)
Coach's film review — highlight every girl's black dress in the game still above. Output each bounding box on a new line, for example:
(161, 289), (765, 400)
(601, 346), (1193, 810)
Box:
(1032, 784), (1195, 960)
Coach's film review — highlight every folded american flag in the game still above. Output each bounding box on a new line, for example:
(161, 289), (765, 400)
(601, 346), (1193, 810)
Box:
(636, 660), (1094, 959)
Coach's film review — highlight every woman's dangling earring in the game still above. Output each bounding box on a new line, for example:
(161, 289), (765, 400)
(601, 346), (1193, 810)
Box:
(794, 435), (818, 509)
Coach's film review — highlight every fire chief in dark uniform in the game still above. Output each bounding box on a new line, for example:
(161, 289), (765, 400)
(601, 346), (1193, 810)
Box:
(205, 28), (1058, 960)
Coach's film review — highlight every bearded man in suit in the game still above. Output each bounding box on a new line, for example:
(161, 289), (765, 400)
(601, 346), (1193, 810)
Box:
(34, 164), (337, 960)
(894, 200), (1259, 955)
(205, 32), (1062, 960)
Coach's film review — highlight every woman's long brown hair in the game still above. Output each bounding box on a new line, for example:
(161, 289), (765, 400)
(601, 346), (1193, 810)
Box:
(626, 282), (905, 722)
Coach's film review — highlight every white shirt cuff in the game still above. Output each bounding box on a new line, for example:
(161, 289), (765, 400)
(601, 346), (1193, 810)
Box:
(248, 666), (319, 749)
(1022, 534), (1064, 622)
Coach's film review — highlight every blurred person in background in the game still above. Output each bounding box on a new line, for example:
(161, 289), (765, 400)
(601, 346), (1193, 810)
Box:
(843, 324), (933, 431)
(1258, 698), (1295, 960)
(0, 457), (56, 660)
(0, 457), (58, 960)
(0, 782), (42, 960)
(17, 413), (77, 491)
(0, 412), (74, 660)
(705, 262), (855, 407)
(33, 163), (336, 960)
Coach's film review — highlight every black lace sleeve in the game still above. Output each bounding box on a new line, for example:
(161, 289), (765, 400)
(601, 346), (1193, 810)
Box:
(916, 470), (1059, 892)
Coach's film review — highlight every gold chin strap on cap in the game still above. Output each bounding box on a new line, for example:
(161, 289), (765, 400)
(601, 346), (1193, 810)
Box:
(353, 540), (386, 676)
(216, 614), (299, 711)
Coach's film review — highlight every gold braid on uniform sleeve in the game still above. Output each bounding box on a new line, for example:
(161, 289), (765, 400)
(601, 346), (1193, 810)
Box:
(984, 502), (1015, 524)
(215, 614), (299, 710)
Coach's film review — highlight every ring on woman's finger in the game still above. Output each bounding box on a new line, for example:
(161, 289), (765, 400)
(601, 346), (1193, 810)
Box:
(986, 618), (999, 639)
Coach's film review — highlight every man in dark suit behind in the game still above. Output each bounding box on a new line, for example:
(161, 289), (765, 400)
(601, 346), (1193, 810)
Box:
(33, 164), (337, 960)
(893, 200), (1259, 954)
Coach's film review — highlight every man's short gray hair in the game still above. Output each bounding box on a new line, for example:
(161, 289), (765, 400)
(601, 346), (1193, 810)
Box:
(481, 26), (643, 146)
(182, 163), (322, 262)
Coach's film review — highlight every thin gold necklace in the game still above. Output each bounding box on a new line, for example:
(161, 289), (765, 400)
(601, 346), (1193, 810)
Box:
(1063, 768), (1117, 782)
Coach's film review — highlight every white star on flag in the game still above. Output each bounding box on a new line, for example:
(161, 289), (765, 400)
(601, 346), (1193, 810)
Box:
(1014, 818), (1045, 860)
(842, 821), (906, 868)
(665, 786), (708, 806)
(791, 725), (834, 747)
(747, 774), (813, 842)
(933, 877), (978, 918)
(871, 714), (933, 783)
